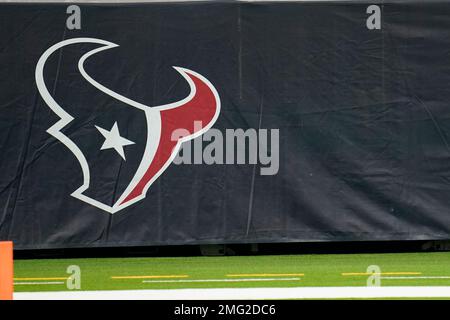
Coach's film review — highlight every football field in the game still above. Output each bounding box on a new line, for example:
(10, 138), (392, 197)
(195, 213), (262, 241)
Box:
(11, 252), (450, 299)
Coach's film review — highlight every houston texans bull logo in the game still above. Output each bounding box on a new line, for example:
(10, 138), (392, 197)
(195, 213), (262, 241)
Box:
(35, 38), (220, 213)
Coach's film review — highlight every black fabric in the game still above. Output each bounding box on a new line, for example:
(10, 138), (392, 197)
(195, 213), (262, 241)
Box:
(1, 1), (450, 249)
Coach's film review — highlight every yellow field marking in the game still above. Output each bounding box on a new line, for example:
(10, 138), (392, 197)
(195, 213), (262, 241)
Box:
(227, 273), (304, 277)
(342, 272), (422, 276)
(111, 275), (189, 280)
(14, 277), (69, 281)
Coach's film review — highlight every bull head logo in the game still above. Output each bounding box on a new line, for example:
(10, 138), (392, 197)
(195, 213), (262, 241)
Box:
(35, 38), (220, 213)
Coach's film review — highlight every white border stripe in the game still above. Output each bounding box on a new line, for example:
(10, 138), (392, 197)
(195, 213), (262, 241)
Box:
(13, 286), (450, 300)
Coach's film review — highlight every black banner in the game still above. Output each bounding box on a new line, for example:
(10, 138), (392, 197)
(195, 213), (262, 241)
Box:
(1, 1), (450, 249)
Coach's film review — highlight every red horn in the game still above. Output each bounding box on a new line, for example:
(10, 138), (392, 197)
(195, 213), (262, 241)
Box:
(119, 68), (220, 205)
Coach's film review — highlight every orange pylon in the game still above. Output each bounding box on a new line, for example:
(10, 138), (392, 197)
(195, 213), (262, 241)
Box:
(0, 241), (13, 300)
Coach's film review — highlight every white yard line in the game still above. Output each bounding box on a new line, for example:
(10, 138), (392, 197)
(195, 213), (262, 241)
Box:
(142, 278), (301, 283)
(13, 286), (450, 300)
(381, 276), (450, 280)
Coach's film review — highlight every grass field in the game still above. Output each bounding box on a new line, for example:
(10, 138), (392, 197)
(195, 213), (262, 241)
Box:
(12, 252), (450, 294)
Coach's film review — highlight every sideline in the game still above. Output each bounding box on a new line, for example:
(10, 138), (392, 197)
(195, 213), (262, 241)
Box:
(14, 286), (450, 300)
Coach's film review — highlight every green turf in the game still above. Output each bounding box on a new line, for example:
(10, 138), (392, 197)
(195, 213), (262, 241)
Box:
(12, 252), (450, 292)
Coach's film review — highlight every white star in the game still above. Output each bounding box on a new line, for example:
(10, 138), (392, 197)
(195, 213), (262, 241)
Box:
(95, 122), (135, 160)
